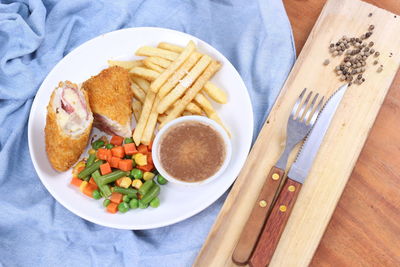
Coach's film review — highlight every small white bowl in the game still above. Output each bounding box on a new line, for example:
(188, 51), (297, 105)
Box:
(152, 116), (232, 185)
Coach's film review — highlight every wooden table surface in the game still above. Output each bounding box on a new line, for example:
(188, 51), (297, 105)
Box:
(282, 0), (400, 265)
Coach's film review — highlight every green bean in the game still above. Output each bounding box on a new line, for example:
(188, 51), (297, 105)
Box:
(113, 187), (138, 199)
(141, 184), (160, 205)
(92, 140), (105, 149)
(97, 170), (129, 185)
(78, 160), (103, 178)
(150, 197), (160, 208)
(86, 154), (96, 167)
(138, 200), (149, 209)
(103, 199), (111, 207)
(83, 176), (90, 182)
(138, 180), (154, 195)
(92, 170), (112, 197)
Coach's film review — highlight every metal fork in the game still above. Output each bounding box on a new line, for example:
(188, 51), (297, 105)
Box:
(232, 88), (324, 265)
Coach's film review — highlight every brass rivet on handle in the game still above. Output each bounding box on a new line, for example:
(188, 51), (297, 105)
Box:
(272, 173), (280, 180)
(279, 205), (287, 212)
(259, 200), (267, 208)
(288, 185), (296, 192)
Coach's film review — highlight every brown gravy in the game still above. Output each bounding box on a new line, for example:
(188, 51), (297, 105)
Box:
(159, 121), (226, 182)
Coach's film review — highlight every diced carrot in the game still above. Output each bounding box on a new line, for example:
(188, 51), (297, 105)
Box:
(107, 202), (118, 214)
(110, 192), (123, 204)
(137, 144), (149, 154)
(97, 148), (112, 161)
(89, 177), (97, 185)
(70, 177), (82, 187)
(111, 146), (125, 158)
(138, 162), (154, 172)
(110, 156), (121, 168)
(118, 159), (133, 171)
(83, 183), (98, 198)
(115, 177), (123, 187)
(148, 141), (153, 151)
(100, 162), (112, 175)
(146, 152), (153, 165)
(123, 143), (138, 155)
(110, 135), (124, 146)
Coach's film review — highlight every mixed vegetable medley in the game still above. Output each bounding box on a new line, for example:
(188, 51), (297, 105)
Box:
(70, 135), (168, 214)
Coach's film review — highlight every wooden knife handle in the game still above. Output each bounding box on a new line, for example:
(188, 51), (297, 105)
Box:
(249, 178), (302, 267)
(232, 166), (285, 265)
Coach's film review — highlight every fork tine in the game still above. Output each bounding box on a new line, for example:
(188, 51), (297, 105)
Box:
(291, 88), (307, 119)
(304, 93), (319, 123)
(310, 96), (325, 126)
(298, 90), (313, 121)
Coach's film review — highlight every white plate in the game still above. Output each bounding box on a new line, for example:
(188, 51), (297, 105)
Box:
(28, 27), (253, 229)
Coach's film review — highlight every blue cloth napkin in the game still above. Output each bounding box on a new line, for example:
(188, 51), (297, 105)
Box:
(0, 0), (295, 266)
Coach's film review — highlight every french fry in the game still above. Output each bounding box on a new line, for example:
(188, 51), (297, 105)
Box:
(183, 102), (203, 115)
(146, 56), (172, 68)
(132, 91), (156, 145)
(143, 59), (165, 73)
(158, 52), (202, 98)
(158, 114), (167, 124)
(194, 93), (231, 136)
(107, 60), (143, 69)
(160, 61), (221, 127)
(141, 97), (160, 145)
(131, 98), (142, 121)
(157, 55), (212, 114)
(182, 111), (193, 116)
(131, 76), (150, 93)
(131, 82), (146, 103)
(151, 41), (196, 93)
(135, 46), (179, 61)
(203, 82), (228, 104)
(130, 67), (159, 81)
(158, 42), (185, 53)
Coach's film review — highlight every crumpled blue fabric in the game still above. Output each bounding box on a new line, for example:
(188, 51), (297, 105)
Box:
(0, 0), (295, 266)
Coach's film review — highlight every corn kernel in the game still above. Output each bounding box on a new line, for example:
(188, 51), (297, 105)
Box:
(143, 172), (155, 181)
(132, 179), (143, 189)
(88, 149), (96, 155)
(119, 177), (132, 189)
(79, 181), (88, 192)
(134, 153), (147, 166)
(72, 161), (86, 177)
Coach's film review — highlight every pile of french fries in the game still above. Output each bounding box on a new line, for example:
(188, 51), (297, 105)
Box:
(108, 41), (229, 146)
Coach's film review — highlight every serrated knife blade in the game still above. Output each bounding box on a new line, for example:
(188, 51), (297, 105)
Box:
(288, 83), (348, 184)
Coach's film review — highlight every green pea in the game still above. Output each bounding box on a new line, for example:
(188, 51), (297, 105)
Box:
(105, 144), (114, 149)
(130, 168), (143, 179)
(103, 199), (111, 207)
(123, 195), (130, 203)
(129, 199), (139, 209)
(124, 138), (134, 144)
(138, 200), (149, 209)
(157, 174), (168, 185)
(92, 140), (105, 150)
(92, 190), (101, 200)
(118, 202), (130, 213)
(150, 197), (160, 208)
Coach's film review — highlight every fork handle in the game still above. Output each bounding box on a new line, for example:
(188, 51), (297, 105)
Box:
(249, 178), (302, 267)
(232, 166), (285, 265)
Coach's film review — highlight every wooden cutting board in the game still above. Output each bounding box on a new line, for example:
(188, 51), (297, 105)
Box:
(194, 0), (400, 266)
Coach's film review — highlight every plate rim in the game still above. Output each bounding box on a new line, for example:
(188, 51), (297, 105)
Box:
(28, 26), (254, 229)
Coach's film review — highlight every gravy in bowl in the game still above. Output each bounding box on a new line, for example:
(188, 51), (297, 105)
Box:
(158, 120), (226, 182)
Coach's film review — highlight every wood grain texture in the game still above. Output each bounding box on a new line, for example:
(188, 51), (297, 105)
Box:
(232, 166), (285, 265)
(194, 0), (400, 266)
(249, 179), (302, 267)
(283, 0), (400, 265)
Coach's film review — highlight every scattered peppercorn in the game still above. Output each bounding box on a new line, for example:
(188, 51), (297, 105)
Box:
(377, 66), (383, 73)
(323, 59), (330, 65)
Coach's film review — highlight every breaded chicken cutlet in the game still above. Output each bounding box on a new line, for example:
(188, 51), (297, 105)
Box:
(45, 81), (93, 171)
(83, 66), (133, 137)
